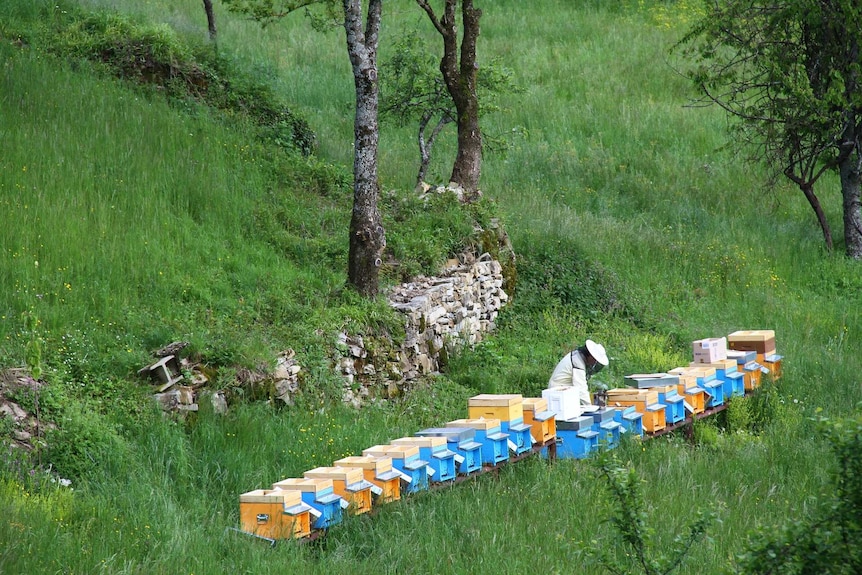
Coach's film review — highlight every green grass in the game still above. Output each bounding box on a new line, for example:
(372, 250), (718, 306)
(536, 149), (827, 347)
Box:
(2, 0), (862, 573)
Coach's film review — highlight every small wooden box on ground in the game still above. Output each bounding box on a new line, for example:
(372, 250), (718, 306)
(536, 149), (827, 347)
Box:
(334, 456), (401, 503)
(692, 337), (728, 363)
(728, 330), (776, 355)
(362, 444), (430, 494)
(391, 436), (457, 483)
(303, 467), (373, 516)
(468, 394), (524, 423)
(522, 397), (556, 445)
(271, 478), (343, 530)
(239, 488), (312, 540)
(446, 418), (509, 466)
(542, 386), (582, 420)
(416, 427), (483, 475)
(556, 417), (599, 459)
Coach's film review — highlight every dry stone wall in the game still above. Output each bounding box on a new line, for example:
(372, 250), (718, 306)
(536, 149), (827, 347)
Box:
(339, 254), (509, 407)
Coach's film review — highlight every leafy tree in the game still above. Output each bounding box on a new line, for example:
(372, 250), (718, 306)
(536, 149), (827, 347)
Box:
(678, 0), (862, 258)
(415, 0), (484, 197)
(381, 30), (517, 189)
(224, 0), (386, 296)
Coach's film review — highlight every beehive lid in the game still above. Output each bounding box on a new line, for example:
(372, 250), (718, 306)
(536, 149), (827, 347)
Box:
(362, 444), (420, 460)
(240, 488), (301, 507)
(334, 455), (392, 474)
(468, 394), (523, 407)
(446, 418), (501, 431)
(728, 330), (775, 342)
(303, 466), (364, 485)
(391, 436), (446, 449)
(271, 477), (333, 493)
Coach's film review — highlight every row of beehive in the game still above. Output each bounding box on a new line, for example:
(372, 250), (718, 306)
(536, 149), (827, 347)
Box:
(605, 329), (783, 434)
(237, 393), (564, 541)
(238, 329), (782, 541)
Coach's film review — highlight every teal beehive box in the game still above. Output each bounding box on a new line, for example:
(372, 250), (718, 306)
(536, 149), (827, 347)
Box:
(446, 419), (509, 466)
(556, 418), (600, 459)
(416, 427), (483, 475)
(501, 418), (533, 456)
(391, 436), (457, 483)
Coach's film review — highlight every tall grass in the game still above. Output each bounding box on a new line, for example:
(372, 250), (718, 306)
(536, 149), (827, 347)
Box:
(2, 0), (861, 573)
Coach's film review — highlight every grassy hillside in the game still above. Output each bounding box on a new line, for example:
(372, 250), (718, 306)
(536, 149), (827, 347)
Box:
(2, 0), (861, 573)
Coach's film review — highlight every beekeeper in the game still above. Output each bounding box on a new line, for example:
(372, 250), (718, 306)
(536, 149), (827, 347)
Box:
(547, 339), (609, 405)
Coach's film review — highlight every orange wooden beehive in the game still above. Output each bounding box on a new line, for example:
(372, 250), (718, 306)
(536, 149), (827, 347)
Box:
(334, 456), (401, 503)
(522, 397), (556, 444)
(239, 489), (311, 540)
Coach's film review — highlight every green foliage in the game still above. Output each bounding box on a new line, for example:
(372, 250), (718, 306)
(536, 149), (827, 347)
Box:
(736, 409), (862, 574)
(508, 231), (628, 319)
(590, 452), (714, 575)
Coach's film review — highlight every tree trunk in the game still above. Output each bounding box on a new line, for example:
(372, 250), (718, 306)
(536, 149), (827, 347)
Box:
(344, 0), (386, 297)
(420, 0), (483, 196)
(202, 0), (217, 41)
(799, 182), (834, 253)
(447, 0), (482, 195)
(839, 135), (862, 259)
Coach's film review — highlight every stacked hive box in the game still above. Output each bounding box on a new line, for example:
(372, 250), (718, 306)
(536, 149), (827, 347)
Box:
(302, 467), (374, 516)
(334, 456), (402, 503)
(542, 386), (583, 421)
(239, 488), (312, 540)
(728, 330), (782, 381)
(467, 394), (533, 456)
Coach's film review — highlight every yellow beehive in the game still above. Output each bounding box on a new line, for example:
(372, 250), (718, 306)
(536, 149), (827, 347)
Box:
(606, 388), (658, 412)
(334, 456), (401, 503)
(641, 404), (666, 433)
(303, 467), (372, 515)
(468, 394), (524, 422)
(239, 488), (311, 540)
(677, 384), (705, 415)
(522, 397), (556, 444)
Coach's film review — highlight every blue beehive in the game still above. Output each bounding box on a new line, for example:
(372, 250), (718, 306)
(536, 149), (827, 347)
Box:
(556, 416), (599, 459)
(416, 427), (483, 475)
(391, 436), (457, 483)
(501, 418), (534, 456)
(657, 388), (686, 425)
(362, 444), (430, 495)
(586, 407), (621, 449)
(446, 419), (509, 466)
(271, 478), (344, 530)
(703, 379), (724, 408)
(614, 405), (644, 437)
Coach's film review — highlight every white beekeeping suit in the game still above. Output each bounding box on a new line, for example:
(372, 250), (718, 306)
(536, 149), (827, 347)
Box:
(547, 339), (609, 405)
